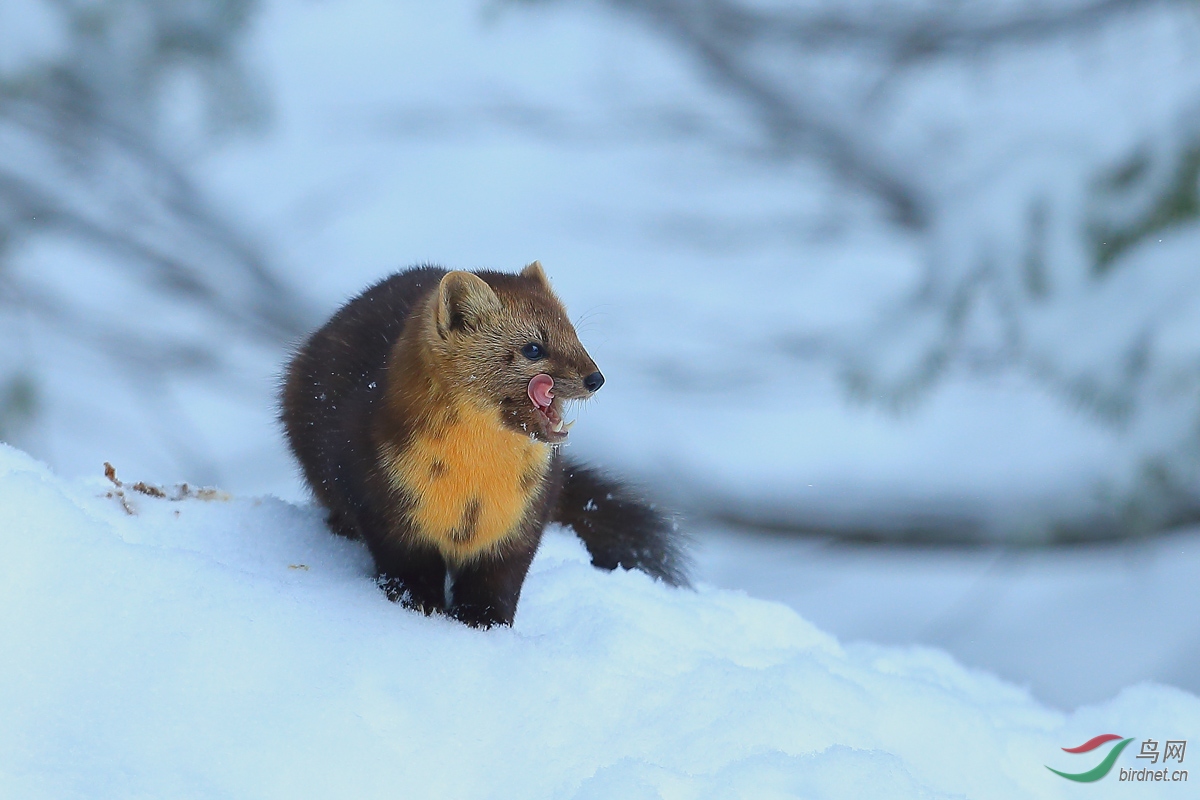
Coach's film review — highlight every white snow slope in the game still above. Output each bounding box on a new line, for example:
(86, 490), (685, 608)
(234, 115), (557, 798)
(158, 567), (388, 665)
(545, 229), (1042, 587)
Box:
(0, 444), (1194, 799)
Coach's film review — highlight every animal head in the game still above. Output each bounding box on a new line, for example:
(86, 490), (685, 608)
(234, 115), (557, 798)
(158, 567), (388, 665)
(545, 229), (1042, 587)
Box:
(421, 262), (602, 443)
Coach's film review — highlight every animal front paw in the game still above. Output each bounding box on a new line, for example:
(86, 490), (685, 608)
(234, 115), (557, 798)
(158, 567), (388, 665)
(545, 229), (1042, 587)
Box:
(375, 575), (441, 616)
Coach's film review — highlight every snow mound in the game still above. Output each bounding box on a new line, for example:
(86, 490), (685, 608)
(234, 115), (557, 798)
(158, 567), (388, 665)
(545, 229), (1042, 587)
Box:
(0, 444), (1193, 799)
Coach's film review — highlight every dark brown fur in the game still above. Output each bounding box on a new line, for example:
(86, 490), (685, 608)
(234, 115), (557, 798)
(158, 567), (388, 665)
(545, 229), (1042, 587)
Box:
(281, 263), (689, 627)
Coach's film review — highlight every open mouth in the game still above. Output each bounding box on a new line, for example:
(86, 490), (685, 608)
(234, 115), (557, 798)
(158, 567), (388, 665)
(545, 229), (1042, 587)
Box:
(527, 374), (575, 443)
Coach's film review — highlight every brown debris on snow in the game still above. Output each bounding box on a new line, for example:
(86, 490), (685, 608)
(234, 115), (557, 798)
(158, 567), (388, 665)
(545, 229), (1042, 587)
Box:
(101, 462), (231, 515)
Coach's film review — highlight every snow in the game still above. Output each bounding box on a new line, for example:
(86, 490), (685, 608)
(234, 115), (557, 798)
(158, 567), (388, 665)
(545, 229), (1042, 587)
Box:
(0, 443), (1196, 798)
(697, 522), (1200, 710)
(4, 0), (1200, 762)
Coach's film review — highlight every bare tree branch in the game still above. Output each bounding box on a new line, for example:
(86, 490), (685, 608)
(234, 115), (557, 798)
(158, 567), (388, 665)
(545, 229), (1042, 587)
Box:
(516, 0), (1191, 226)
(671, 0), (1185, 62)
(0, 0), (315, 387)
(603, 0), (932, 227)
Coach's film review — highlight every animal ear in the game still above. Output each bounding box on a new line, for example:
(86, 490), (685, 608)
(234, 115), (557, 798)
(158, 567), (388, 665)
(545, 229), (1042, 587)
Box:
(435, 271), (501, 338)
(521, 260), (551, 288)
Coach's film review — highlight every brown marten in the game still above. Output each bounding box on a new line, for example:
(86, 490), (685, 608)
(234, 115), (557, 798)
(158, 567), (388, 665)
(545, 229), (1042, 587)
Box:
(280, 262), (690, 627)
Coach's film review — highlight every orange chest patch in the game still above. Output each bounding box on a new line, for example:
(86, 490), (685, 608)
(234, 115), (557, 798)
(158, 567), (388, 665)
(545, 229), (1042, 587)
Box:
(384, 403), (551, 561)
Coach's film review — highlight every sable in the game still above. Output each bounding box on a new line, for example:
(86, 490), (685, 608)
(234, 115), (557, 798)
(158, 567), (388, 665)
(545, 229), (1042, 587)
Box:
(281, 262), (690, 627)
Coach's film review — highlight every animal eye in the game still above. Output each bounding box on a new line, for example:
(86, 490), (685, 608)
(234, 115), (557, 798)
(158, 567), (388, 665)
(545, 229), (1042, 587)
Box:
(521, 342), (545, 360)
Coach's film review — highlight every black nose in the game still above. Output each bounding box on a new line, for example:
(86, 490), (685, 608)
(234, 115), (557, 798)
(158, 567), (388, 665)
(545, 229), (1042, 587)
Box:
(583, 371), (605, 392)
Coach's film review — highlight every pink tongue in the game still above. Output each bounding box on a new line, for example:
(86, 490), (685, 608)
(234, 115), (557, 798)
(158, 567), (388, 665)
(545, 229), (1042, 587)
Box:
(528, 374), (554, 409)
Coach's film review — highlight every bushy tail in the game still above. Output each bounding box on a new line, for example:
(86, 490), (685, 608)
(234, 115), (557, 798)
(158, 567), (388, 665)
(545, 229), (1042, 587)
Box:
(553, 459), (691, 588)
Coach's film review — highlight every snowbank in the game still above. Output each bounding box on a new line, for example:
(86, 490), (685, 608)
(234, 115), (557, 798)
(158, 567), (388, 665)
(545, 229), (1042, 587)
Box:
(0, 445), (1194, 798)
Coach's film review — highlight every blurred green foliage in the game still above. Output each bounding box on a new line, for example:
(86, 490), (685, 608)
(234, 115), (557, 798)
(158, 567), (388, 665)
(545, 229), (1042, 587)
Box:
(1092, 145), (1200, 274)
(0, 373), (37, 441)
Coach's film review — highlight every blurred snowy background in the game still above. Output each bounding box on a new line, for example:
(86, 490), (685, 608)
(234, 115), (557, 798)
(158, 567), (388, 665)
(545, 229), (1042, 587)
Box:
(2, 0), (1199, 709)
